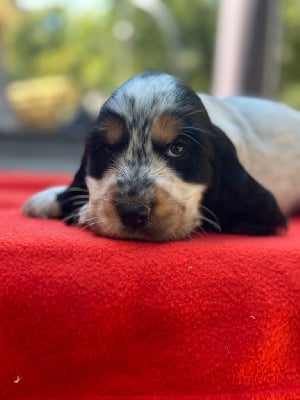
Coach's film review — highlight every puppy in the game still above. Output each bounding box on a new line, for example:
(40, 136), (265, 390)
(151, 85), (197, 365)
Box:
(23, 72), (300, 241)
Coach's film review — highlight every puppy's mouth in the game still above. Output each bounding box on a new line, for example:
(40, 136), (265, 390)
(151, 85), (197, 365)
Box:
(80, 175), (206, 242)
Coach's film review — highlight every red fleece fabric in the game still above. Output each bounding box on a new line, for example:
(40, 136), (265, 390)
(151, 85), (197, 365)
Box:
(0, 171), (300, 400)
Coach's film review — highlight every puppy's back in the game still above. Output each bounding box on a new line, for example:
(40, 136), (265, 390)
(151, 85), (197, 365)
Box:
(200, 94), (300, 214)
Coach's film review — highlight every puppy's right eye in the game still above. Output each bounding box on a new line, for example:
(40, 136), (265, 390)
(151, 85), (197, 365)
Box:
(165, 142), (187, 158)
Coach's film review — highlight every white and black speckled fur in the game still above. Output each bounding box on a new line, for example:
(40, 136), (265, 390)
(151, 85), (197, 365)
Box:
(23, 72), (300, 241)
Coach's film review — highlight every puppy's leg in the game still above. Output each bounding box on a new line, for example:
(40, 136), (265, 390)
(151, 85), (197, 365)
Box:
(24, 152), (89, 224)
(23, 186), (67, 219)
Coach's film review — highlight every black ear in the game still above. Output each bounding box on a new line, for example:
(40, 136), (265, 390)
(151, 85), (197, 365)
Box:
(202, 125), (287, 235)
(56, 152), (89, 225)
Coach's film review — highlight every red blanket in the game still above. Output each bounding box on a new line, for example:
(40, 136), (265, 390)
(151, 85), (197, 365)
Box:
(0, 171), (300, 400)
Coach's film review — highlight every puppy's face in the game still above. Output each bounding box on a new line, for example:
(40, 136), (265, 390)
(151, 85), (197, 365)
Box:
(81, 73), (215, 241)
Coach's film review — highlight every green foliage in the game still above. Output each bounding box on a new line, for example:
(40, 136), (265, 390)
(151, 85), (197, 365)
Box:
(4, 0), (218, 95)
(3, 0), (300, 108)
(280, 0), (300, 108)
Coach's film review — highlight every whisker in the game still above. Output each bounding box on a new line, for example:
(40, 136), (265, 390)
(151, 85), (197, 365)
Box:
(194, 227), (208, 238)
(180, 132), (205, 149)
(61, 194), (89, 202)
(84, 221), (100, 229)
(200, 215), (222, 232)
(82, 216), (98, 224)
(67, 187), (89, 194)
(200, 205), (220, 224)
(72, 201), (89, 207)
(63, 204), (86, 223)
(63, 213), (78, 223)
(175, 109), (206, 123)
(181, 126), (214, 136)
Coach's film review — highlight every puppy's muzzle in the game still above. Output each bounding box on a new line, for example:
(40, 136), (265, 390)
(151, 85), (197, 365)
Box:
(115, 202), (151, 228)
(114, 171), (154, 228)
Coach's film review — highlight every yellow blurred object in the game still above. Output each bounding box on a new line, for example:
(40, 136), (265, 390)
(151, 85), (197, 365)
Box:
(0, 0), (22, 26)
(6, 76), (80, 131)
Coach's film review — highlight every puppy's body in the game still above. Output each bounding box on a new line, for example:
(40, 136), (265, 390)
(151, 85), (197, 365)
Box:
(23, 72), (300, 241)
(201, 94), (300, 214)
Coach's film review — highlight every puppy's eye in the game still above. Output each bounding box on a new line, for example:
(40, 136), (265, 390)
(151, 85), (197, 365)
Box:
(102, 144), (115, 154)
(165, 142), (187, 158)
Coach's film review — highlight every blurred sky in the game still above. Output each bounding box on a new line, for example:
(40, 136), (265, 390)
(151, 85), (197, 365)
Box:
(16, 0), (112, 14)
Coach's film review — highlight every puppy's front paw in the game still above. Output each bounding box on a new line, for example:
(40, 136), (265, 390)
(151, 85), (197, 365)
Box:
(23, 186), (67, 219)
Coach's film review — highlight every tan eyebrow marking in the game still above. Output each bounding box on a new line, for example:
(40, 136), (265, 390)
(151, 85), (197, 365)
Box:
(101, 115), (124, 144)
(151, 114), (181, 145)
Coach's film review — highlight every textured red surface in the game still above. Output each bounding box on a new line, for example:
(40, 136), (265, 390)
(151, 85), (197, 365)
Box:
(0, 171), (300, 400)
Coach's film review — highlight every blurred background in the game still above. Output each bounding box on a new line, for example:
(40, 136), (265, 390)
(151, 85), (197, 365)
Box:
(0, 0), (299, 172)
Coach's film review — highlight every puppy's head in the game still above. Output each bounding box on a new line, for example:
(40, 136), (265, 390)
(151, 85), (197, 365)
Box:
(77, 72), (215, 241)
(62, 72), (286, 241)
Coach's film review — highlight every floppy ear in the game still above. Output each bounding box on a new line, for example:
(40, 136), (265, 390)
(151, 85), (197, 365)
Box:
(202, 125), (287, 235)
(56, 152), (89, 225)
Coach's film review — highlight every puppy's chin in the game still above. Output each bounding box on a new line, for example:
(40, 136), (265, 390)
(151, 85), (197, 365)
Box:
(80, 175), (206, 242)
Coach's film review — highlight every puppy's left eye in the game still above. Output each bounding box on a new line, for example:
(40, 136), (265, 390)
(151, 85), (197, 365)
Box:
(165, 142), (187, 158)
(102, 144), (115, 154)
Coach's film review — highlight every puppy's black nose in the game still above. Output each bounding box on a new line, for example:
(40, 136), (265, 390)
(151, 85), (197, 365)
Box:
(116, 203), (150, 228)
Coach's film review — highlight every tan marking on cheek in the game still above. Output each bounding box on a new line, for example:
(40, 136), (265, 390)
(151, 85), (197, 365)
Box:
(169, 179), (204, 229)
(78, 203), (90, 225)
(158, 169), (205, 202)
(152, 185), (185, 233)
(150, 170), (206, 239)
(102, 115), (123, 145)
(151, 114), (180, 145)
(185, 190), (203, 223)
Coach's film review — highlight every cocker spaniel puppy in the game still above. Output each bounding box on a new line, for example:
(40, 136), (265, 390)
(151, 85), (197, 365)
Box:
(23, 72), (300, 241)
